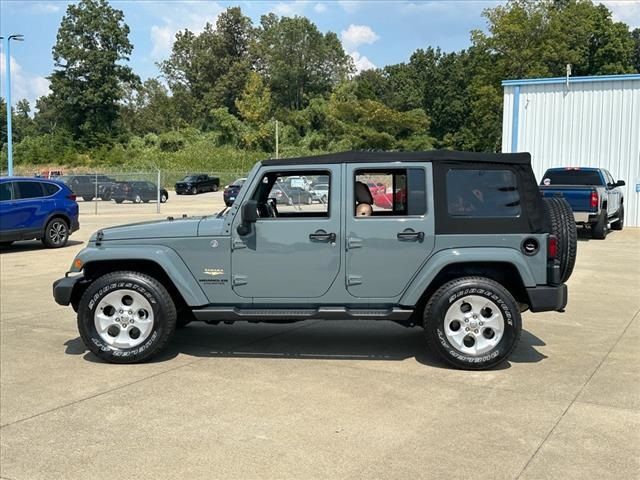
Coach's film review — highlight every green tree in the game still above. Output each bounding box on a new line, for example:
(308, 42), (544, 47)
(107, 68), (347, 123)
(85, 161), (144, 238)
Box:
(467, 0), (638, 151)
(160, 7), (254, 119)
(254, 14), (353, 110)
(48, 0), (139, 146)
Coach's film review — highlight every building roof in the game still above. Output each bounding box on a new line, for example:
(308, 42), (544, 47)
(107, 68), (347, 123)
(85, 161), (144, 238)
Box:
(502, 73), (640, 87)
(262, 150), (532, 166)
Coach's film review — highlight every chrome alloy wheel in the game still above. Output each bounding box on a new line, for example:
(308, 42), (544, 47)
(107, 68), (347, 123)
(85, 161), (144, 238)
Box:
(48, 220), (68, 245)
(94, 289), (154, 348)
(443, 295), (505, 356)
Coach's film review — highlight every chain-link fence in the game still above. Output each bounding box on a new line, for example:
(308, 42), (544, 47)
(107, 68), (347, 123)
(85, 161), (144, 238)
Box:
(3, 167), (247, 215)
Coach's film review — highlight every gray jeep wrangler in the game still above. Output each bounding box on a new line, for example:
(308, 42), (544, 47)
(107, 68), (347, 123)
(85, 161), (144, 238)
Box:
(53, 151), (575, 369)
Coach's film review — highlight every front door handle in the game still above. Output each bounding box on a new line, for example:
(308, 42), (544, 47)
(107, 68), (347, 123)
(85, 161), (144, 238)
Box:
(397, 229), (424, 242)
(309, 230), (336, 242)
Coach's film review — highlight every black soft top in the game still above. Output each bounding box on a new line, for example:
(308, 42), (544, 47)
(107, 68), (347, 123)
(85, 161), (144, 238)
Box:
(262, 150), (532, 166)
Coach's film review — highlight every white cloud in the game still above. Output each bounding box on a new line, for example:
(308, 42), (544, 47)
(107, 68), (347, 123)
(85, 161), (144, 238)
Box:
(30, 2), (63, 14)
(338, 1), (360, 13)
(314, 3), (327, 13)
(601, 1), (640, 28)
(349, 51), (376, 73)
(341, 24), (379, 50)
(148, 2), (224, 59)
(0, 52), (51, 109)
(271, 1), (310, 16)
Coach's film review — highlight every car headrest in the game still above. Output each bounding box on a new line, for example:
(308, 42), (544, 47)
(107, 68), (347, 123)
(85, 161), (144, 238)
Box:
(355, 181), (373, 204)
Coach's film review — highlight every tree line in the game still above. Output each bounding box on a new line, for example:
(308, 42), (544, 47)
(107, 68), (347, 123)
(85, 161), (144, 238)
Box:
(1, 0), (639, 171)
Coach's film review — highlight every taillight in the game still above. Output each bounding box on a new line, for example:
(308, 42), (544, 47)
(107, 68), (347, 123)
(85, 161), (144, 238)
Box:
(67, 194), (77, 201)
(590, 191), (598, 209)
(548, 235), (558, 259)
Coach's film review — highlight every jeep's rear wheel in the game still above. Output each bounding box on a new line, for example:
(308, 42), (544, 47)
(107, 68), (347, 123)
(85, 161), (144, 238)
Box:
(542, 197), (577, 282)
(424, 277), (522, 370)
(77, 271), (176, 363)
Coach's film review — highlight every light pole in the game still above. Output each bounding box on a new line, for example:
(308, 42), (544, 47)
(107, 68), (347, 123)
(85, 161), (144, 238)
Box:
(1, 34), (24, 176)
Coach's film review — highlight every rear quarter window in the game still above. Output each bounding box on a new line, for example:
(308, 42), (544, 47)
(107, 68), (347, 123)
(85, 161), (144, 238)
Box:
(42, 183), (61, 196)
(447, 169), (520, 217)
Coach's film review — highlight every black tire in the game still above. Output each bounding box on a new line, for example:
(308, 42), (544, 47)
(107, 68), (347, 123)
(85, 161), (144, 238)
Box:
(611, 205), (624, 231)
(542, 197), (577, 282)
(114, 198), (124, 204)
(102, 192), (111, 201)
(82, 196), (93, 202)
(42, 217), (69, 248)
(77, 271), (177, 364)
(591, 211), (608, 239)
(212, 184), (219, 192)
(160, 192), (168, 203)
(134, 194), (142, 204)
(191, 186), (198, 195)
(321, 194), (328, 204)
(424, 276), (522, 370)
(0, 241), (14, 248)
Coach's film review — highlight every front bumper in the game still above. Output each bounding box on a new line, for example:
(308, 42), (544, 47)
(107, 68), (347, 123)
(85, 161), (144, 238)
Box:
(53, 274), (85, 307)
(526, 284), (568, 312)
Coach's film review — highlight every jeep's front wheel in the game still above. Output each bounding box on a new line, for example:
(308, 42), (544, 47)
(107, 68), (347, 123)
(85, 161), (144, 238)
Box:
(424, 277), (522, 370)
(77, 271), (176, 363)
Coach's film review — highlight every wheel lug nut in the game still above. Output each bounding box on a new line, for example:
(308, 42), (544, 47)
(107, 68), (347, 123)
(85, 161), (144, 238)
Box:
(465, 327), (470, 332)
(479, 322), (484, 326)
(464, 318), (468, 323)
(119, 310), (123, 314)
(474, 329), (479, 334)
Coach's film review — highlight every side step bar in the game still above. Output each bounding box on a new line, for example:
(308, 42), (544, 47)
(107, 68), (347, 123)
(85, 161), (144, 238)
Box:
(191, 306), (414, 322)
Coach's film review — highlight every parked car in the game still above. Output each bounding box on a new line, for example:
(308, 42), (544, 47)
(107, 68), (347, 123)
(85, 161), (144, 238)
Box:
(223, 178), (247, 206)
(58, 174), (118, 201)
(175, 174), (220, 195)
(0, 177), (79, 248)
(310, 183), (329, 203)
(540, 167), (625, 239)
(270, 184), (313, 205)
(54, 150), (574, 369)
(111, 181), (169, 204)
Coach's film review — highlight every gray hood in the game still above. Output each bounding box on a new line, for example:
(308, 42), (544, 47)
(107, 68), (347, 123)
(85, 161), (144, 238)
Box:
(91, 216), (204, 241)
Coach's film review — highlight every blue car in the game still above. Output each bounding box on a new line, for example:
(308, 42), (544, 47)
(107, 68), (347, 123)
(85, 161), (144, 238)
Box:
(0, 177), (80, 248)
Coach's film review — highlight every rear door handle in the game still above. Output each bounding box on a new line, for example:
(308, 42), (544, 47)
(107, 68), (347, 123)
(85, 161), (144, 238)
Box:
(309, 230), (336, 242)
(397, 230), (424, 242)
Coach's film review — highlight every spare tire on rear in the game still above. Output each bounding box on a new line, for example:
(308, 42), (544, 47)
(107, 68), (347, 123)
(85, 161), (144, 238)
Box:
(542, 197), (577, 283)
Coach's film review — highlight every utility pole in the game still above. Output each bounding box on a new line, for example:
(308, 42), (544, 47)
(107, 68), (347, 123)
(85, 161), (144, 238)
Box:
(275, 120), (279, 159)
(1, 34), (24, 176)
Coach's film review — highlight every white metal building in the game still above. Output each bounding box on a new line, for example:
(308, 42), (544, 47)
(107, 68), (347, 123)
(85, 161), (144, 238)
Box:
(502, 74), (640, 227)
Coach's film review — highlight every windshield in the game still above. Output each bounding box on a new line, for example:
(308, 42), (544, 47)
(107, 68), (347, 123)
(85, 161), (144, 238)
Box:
(181, 176), (199, 182)
(231, 179), (246, 187)
(542, 170), (603, 186)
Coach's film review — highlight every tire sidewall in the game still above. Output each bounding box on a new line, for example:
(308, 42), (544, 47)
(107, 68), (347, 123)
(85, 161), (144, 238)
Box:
(44, 218), (68, 248)
(78, 274), (171, 362)
(425, 279), (521, 369)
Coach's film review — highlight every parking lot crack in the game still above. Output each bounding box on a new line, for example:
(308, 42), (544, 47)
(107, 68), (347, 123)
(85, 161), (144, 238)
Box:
(514, 306), (640, 479)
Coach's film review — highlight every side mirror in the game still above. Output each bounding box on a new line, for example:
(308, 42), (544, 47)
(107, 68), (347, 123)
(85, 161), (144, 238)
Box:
(236, 200), (258, 236)
(616, 180), (625, 187)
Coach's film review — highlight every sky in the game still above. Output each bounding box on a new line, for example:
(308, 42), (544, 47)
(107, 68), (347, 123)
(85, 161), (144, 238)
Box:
(1, 0), (639, 108)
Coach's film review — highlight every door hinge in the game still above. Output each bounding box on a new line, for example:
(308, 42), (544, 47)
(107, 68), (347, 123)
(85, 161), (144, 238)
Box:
(232, 238), (247, 249)
(347, 237), (363, 249)
(232, 275), (248, 286)
(347, 275), (362, 286)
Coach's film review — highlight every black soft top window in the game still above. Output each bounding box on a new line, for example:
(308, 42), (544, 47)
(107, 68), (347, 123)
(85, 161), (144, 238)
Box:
(434, 162), (546, 235)
(542, 170), (603, 186)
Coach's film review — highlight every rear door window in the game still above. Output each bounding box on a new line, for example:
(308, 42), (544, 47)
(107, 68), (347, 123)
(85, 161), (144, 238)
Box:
(447, 169), (520, 217)
(15, 181), (45, 199)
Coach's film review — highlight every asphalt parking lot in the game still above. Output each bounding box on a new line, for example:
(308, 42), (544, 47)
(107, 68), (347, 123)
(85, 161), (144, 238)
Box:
(1, 192), (639, 480)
